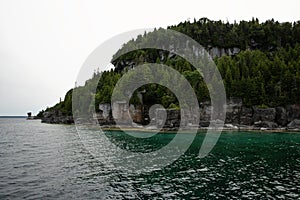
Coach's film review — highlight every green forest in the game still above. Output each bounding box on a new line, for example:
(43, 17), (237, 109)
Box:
(40, 18), (300, 116)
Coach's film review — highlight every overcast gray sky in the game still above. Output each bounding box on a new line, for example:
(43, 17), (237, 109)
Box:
(0, 0), (299, 116)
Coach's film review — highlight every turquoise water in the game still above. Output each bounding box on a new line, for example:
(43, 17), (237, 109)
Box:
(0, 118), (299, 199)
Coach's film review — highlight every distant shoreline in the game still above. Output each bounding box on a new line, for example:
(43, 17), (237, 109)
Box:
(0, 116), (27, 118)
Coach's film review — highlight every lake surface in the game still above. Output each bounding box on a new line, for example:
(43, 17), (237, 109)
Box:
(0, 118), (299, 199)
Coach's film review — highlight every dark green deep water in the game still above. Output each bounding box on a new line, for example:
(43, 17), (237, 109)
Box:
(0, 118), (299, 199)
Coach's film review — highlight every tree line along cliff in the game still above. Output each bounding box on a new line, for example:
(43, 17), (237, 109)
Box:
(39, 18), (300, 127)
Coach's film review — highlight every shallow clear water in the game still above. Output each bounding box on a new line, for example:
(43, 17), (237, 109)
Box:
(0, 118), (299, 199)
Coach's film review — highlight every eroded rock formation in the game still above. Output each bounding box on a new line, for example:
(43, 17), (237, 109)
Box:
(41, 100), (300, 130)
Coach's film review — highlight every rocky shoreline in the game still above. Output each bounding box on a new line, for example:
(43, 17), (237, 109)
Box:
(40, 99), (300, 132)
(100, 125), (299, 133)
(41, 110), (74, 124)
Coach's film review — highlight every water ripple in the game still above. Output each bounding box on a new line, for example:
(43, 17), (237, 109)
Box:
(0, 119), (299, 199)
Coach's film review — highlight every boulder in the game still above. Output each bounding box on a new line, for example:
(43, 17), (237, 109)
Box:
(226, 112), (238, 124)
(286, 104), (300, 122)
(199, 102), (211, 121)
(224, 124), (238, 129)
(275, 107), (287, 126)
(156, 109), (180, 128)
(199, 121), (210, 127)
(287, 119), (300, 129)
(253, 107), (276, 122)
(254, 121), (278, 128)
(225, 98), (242, 124)
(239, 106), (253, 125)
(129, 105), (143, 124)
(166, 109), (180, 120)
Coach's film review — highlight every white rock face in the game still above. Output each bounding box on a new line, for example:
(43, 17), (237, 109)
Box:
(208, 47), (240, 58)
(99, 103), (111, 119)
